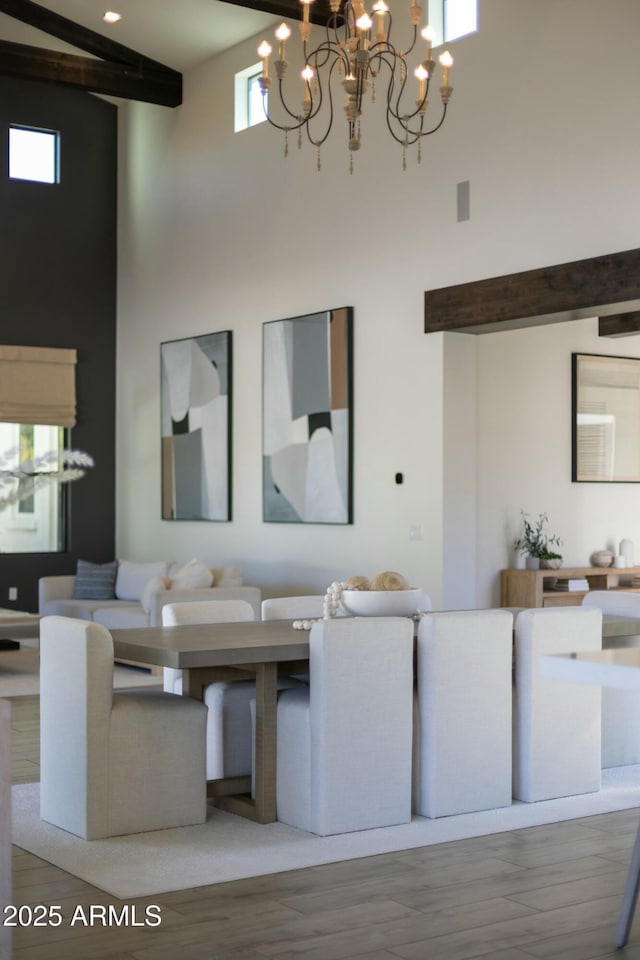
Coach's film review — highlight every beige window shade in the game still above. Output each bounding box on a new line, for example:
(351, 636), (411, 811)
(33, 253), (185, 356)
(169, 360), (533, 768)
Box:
(0, 346), (77, 427)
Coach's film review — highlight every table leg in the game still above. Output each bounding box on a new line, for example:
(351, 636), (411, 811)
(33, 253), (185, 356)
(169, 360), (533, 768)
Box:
(205, 661), (279, 824)
(252, 661), (278, 823)
(615, 814), (640, 947)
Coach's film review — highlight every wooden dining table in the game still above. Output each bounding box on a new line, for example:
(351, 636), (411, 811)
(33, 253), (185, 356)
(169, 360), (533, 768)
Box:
(111, 619), (310, 824)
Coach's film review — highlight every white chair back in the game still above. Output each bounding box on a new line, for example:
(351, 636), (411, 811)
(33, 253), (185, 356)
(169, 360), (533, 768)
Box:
(583, 590), (640, 766)
(261, 595), (326, 620)
(162, 599), (255, 694)
(163, 599), (255, 625)
(276, 616), (414, 835)
(414, 609), (513, 818)
(513, 606), (602, 801)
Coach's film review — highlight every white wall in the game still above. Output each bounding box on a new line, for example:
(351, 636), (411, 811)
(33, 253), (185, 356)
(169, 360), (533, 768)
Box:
(116, 0), (640, 605)
(476, 319), (640, 606)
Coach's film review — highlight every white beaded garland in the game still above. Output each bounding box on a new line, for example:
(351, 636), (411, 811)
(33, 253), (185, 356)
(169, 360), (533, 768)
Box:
(323, 580), (347, 620)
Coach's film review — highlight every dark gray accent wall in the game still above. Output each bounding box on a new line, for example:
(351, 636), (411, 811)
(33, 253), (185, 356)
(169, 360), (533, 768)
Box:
(0, 76), (117, 612)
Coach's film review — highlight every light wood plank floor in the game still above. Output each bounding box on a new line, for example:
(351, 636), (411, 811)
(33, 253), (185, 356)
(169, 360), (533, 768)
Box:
(8, 694), (640, 959)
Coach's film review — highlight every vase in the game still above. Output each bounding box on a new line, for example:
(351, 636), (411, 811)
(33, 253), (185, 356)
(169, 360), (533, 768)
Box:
(620, 539), (635, 568)
(525, 556), (540, 570)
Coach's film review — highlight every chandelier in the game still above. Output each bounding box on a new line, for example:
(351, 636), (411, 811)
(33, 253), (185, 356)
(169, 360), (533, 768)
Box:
(256, 0), (454, 172)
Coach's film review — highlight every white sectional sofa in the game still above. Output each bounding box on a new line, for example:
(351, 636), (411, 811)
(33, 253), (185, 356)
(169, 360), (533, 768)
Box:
(39, 560), (261, 629)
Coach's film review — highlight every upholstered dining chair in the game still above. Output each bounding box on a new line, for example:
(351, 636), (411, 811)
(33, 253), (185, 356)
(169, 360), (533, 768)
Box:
(413, 608), (514, 818)
(39, 615), (207, 840)
(275, 616), (414, 835)
(513, 606), (602, 802)
(261, 595), (326, 621)
(161, 599), (256, 780)
(582, 590), (640, 767)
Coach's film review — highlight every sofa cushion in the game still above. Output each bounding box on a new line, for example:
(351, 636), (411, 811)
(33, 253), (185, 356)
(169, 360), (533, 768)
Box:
(93, 605), (150, 629)
(72, 559), (118, 601)
(115, 561), (170, 602)
(169, 559), (213, 590)
(43, 598), (139, 620)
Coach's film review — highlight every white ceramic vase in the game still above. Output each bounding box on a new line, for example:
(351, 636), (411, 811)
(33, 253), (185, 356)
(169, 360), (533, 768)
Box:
(620, 539), (635, 568)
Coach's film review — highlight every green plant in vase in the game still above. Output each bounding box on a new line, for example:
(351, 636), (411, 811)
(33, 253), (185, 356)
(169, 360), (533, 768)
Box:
(513, 511), (563, 569)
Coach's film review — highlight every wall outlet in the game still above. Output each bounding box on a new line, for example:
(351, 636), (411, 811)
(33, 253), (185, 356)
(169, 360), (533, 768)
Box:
(409, 525), (424, 542)
(8, 587), (17, 601)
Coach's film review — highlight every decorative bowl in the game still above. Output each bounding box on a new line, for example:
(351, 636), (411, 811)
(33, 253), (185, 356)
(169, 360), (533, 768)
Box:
(340, 588), (426, 617)
(540, 558), (562, 569)
(591, 549), (614, 568)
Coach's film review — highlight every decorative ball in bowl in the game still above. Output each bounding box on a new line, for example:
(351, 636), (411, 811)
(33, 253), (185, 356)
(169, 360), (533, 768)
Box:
(340, 588), (425, 617)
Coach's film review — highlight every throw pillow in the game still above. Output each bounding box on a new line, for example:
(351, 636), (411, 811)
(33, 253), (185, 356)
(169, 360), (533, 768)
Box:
(170, 558), (214, 589)
(72, 559), (118, 601)
(115, 560), (170, 602)
(214, 566), (244, 587)
(141, 574), (171, 614)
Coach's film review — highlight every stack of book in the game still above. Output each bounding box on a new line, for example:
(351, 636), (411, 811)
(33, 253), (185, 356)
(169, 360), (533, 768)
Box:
(550, 577), (590, 592)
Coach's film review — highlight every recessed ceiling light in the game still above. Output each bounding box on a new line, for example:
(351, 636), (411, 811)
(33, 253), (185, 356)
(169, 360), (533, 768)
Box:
(103, 11), (122, 24)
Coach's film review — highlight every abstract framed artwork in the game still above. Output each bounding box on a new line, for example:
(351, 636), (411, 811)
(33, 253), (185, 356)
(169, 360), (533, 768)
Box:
(161, 331), (232, 520)
(263, 307), (353, 524)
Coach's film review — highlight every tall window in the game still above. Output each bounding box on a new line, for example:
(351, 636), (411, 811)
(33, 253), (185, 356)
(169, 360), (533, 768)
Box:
(235, 63), (267, 132)
(0, 423), (67, 553)
(8, 126), (59, 184)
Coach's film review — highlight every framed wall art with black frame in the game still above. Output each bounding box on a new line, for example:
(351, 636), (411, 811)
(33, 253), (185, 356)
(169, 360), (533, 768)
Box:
(572, 351), (640, 482)
(263, 307), (353, 524)
(161, 330), (232, 520)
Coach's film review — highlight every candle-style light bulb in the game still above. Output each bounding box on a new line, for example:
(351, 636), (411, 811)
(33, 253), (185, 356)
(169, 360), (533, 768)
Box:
(420, 24), (435, 60)
(439, 50), (453, 86)
(415, 64), (428, 100)
(356, 12), (372, 47)
(257, 40), (272, 78)
(275, 22), (291, 59)
(372, 0), (388, 39)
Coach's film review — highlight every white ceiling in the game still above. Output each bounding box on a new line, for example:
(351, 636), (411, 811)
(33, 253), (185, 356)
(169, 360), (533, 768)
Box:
(0, 0), (279, 72)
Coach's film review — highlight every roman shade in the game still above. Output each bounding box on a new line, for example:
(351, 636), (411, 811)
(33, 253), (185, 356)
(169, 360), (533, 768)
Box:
(0, 346), (77, 427)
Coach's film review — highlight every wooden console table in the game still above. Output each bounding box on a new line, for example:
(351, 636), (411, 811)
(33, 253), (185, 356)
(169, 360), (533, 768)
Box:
(501, 566), (640, 608)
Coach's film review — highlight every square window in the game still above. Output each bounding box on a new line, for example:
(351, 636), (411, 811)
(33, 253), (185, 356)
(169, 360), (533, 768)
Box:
(9, 126), (59, 184)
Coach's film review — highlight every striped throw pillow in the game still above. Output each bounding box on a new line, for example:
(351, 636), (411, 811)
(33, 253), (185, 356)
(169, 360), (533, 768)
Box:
(72, 559), (118, 600)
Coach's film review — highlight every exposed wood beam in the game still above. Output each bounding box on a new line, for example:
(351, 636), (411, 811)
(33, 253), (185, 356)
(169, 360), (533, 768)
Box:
(424, 248), (640, 335)
(0, 40), (182, 107)
(598, 312), (640, 338)
(0, 0), (181, 106)
(221, 0), (333, 26)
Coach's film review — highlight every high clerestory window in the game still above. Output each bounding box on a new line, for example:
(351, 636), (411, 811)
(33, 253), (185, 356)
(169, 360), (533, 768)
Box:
(8, 126), (59, 184)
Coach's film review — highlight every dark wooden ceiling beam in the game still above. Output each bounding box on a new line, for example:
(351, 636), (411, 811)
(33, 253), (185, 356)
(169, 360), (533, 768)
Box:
(424, 248), (640, 335)
(0, 39), (182, 107)
(0, 0), (181, 105)
(221, 0), (333, 26)
(598, 312), (640, 338)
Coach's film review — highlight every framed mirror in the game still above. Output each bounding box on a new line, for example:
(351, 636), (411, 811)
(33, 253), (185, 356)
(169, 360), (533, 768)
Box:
(572, 352), (640, 482)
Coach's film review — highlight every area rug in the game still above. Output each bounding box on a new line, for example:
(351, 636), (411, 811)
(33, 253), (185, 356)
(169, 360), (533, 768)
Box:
(0, 649), (161, 698)
(12, 767), (640, 899)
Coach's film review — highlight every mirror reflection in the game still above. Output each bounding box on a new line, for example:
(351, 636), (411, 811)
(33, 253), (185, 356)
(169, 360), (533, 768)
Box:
(573, 353), (640, 482)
